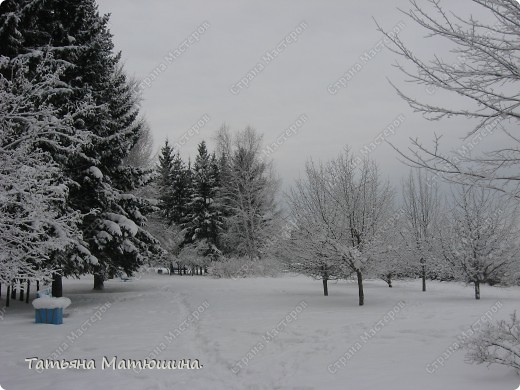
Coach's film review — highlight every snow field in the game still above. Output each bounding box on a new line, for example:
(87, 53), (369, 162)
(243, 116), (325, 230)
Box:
(0, 274), (518, 390)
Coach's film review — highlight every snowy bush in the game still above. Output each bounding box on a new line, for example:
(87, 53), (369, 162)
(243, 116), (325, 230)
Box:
(177, 240), (215, 271)
(208, 257), (281, 279)
(464, 312), (520, 372)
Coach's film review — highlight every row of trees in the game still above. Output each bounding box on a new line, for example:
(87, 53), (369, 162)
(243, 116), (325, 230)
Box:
(280, 150), (520, 305)
(155, 126), (280, 266)
(376, 0), (520, 374)
(0, 0), (161, 295)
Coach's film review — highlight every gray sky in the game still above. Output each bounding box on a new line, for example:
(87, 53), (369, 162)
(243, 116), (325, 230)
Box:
(96, 0), (500, 192)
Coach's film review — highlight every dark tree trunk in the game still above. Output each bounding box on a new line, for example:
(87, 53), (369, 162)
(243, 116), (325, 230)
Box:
(52, 274), (63, 297)
(10, 282), (16, 300)
(322, 278), (329, 296)
(19, 281), (24, 301)
(356, 270), (364, 306)
(93, 273), (104, 290)
(421, 260), (426, 292)
(475, 281), (480, 300)
(6, 285), (10, 307)
(25, 280), (30, 303)
(384, 273), (393, 288)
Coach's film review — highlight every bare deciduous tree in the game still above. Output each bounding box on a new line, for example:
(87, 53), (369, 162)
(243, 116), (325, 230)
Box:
(215, 125), (280, 259)
(284, 160), (343, 296)
(438, 185), (519, 299)
(327, 153), (394, 306)
(464, 311), (520, 372)
(286, 151), (393, 305)
(124, 121), (155, 169)
(379, 0), (520, 197)
(401, 169), (441, 291)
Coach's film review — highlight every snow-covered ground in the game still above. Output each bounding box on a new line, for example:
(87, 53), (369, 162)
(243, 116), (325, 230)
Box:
(0, 273), (518, 390)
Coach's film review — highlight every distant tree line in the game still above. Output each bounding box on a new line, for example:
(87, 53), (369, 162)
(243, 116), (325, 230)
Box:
(155, 126), (280, 271)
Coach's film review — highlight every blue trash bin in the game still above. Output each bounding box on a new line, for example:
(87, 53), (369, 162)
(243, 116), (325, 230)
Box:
(32, 297), (71, 325)
(35, 308), (63, 325)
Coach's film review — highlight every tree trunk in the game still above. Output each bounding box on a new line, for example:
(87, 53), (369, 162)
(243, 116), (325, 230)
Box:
(356, 270), (364, 306)
(52, 274), (63, 297)
(93, 273), (104, 290)
(6, 285), (10, 307)
(10, 282), (16, 300)
(322, 278), (329, 296)
(25, 280), (30, 304)
(421, 260), (426, 292)
(474, 281), (480, 300)
(19, 281), (24, 301)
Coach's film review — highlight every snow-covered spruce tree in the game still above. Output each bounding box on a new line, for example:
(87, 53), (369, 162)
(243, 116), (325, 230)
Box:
(64, 20), (161, 290)
(0, 0), (162, 291)
(156, 139), (193, 227)
(182, 141), (223, 258)
(215, 126), (280, 259)
(169, 152), (192, 227)
(0, 58), (93, 290)
(401, 169), (441, 291)
(464, 311), (520, 373)
(157, 140), (176, 224)
(438, 185), (520, 299)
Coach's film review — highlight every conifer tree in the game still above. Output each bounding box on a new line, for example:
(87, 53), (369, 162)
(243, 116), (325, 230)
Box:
(0, 0), (161, 292)
(183, 141), (223, 257)
(170, 152), (191, 225)
(157, 140), (175, 223)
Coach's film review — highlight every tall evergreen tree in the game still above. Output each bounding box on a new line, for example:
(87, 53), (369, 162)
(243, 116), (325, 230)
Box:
(183, 141), (223, 257)
(0, 0), (161, 292)
(157, 140), (175, 223)
(170, 152), (191, 225)
(156, 140), (192, 227)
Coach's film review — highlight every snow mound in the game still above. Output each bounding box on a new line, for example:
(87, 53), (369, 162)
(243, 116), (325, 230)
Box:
(32, 296), (71, 309)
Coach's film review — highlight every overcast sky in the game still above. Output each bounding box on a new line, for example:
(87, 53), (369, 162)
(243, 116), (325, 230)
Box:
(96, 0), (501, 193)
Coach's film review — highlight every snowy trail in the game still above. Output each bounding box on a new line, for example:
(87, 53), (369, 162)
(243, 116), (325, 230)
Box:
(0, 274), (519, 390)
